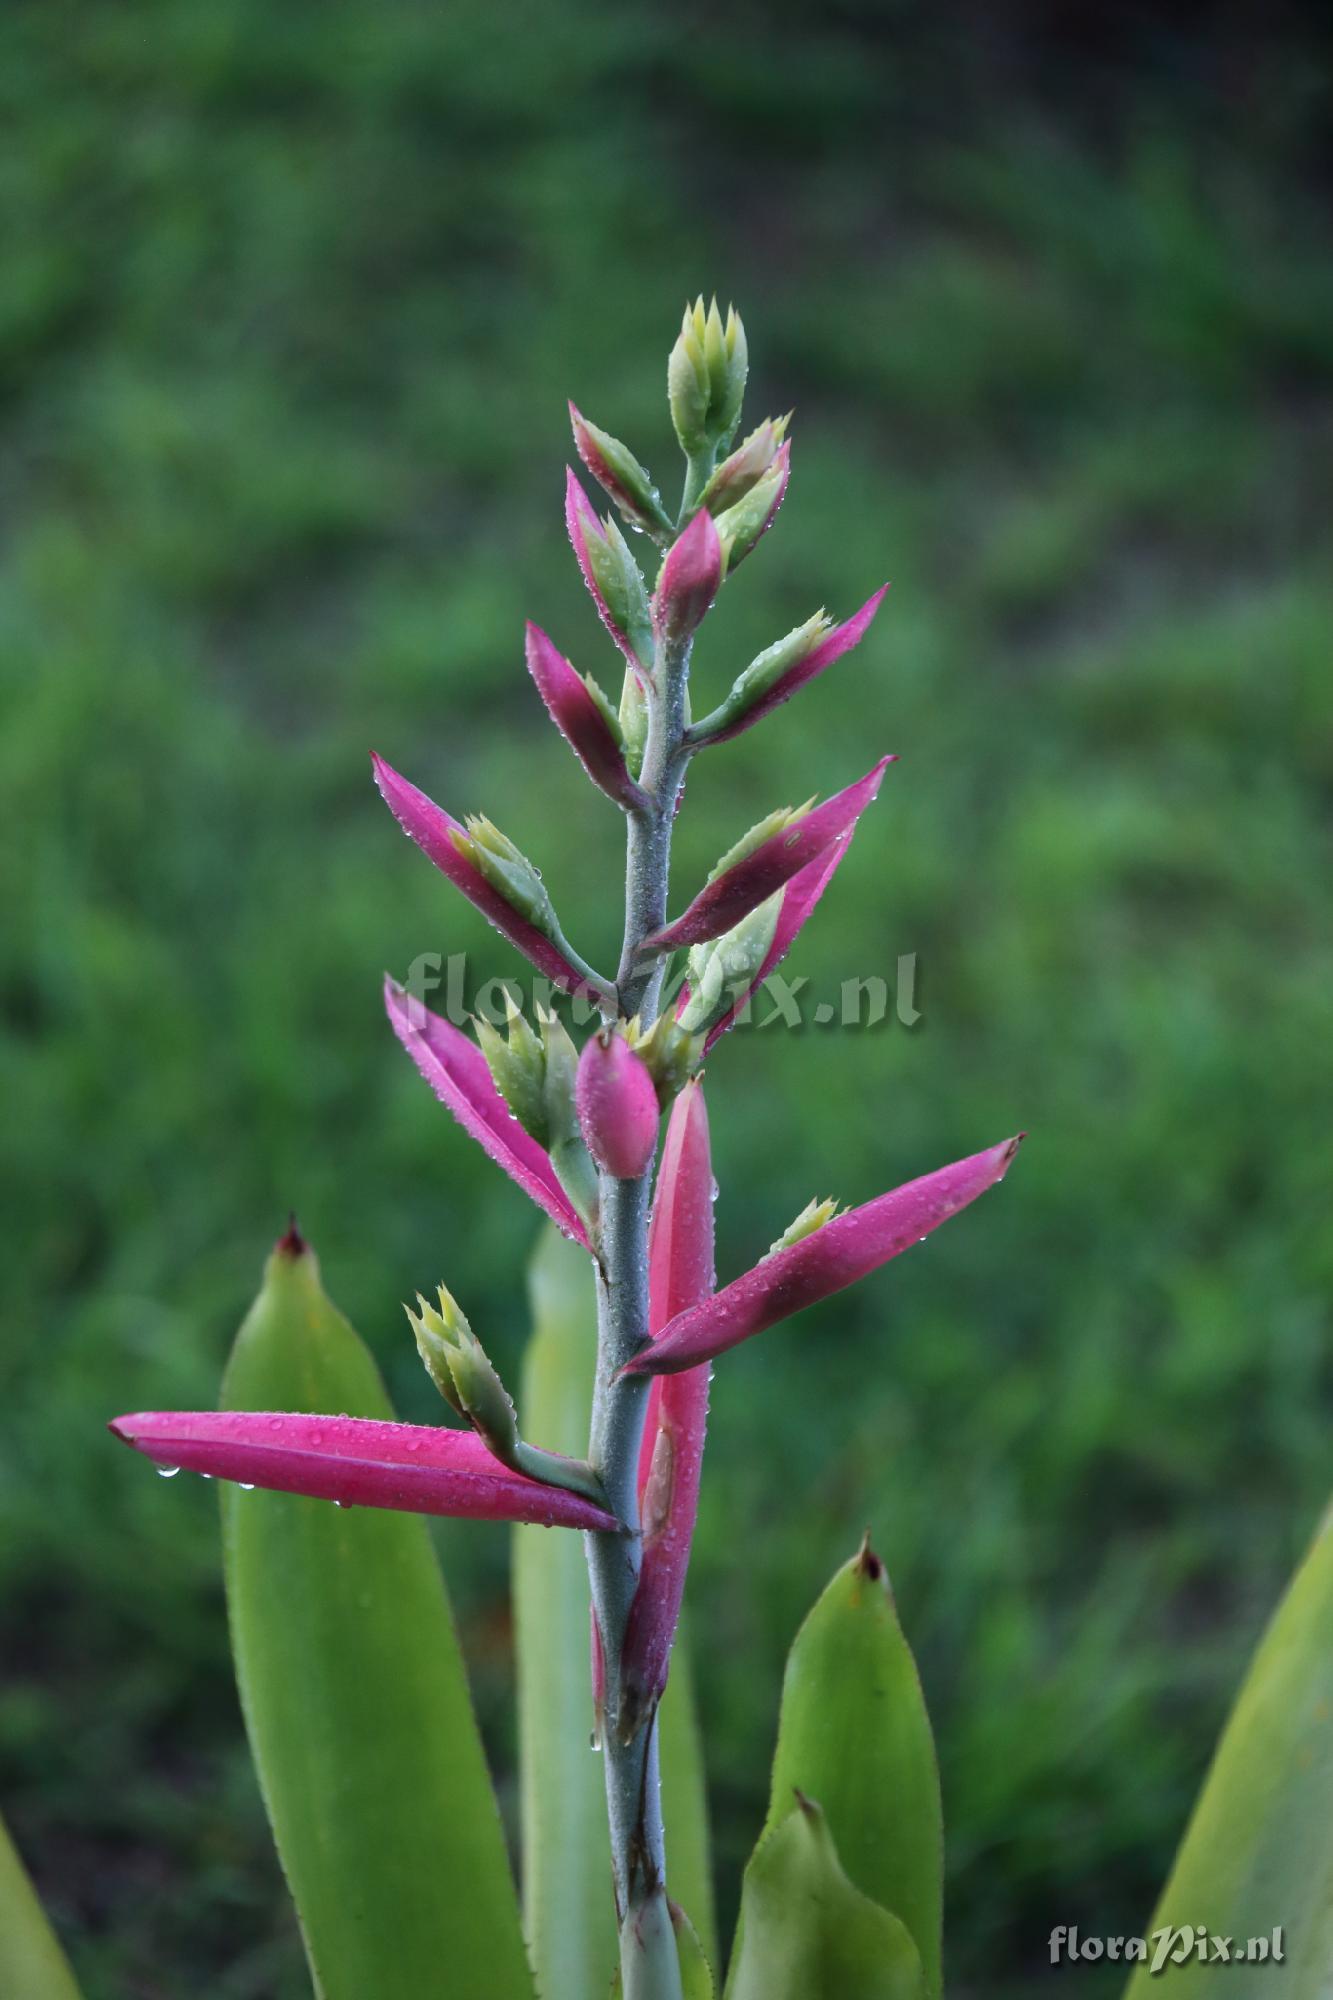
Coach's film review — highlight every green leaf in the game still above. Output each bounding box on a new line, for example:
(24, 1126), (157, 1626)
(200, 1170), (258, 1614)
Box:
(757, 1539), (942, 1997)
(725, 1798), (925, 2000)
(659, 1618), (718, 1972)
(670, 1901), (717, 1999)
(1124, 1506), (1333, 1997)
(0, 1810), (83, 2000)
(222, 1231), (533, 2000)
(515, 1226), (619, 2000)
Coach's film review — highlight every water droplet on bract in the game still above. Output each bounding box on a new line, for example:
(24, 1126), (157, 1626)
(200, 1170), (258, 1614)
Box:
(156, 1465), (180, 1478)
(200, 1473), (213, 1481)
(589, 1734), (602, 1752)
(710, 1178), (720, 1203)
(335, 1499), (347, 1509)
(239, 1482), (255, 1491)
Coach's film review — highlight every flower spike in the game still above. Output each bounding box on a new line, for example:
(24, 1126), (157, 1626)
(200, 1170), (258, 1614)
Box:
(692, 585), (890, 746)
(623, 1136), (1024, 1376)
(619, 1080), (715, 1739)
(384, 977), (590, 1247)
(524, 622), (647, 812)
(372, 753), (612, 1005)
(642, 753), (894, 956)
(109, 1409), (619, 1531)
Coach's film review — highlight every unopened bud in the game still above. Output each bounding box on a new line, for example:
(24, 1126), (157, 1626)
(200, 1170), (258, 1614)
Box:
(566, 470), (656, 671)
(568, 403), (673, 537)
(405, 1285), (518, 1465)
(653, 508), (722, 646)
(451, 817), (557, 936)
(474, 997), (548, 1143)
(668, 297), (747, 457)
(576, 1027), (661, 1180)
(698, 414), (790, 516)
(627, 1011), (705, 1107)
(677, 892), (784, 1035)
(714, 440), (790, 573)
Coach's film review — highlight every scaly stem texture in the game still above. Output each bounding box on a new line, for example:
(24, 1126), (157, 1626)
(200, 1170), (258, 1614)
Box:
(585, 631), (692, 1955)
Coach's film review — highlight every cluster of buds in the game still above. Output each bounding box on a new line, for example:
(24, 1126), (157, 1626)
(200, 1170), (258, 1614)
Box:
(113, 298), (1022, 1996)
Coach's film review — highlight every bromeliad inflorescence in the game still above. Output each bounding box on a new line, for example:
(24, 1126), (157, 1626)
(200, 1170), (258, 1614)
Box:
(112, 300), (1022, 2000)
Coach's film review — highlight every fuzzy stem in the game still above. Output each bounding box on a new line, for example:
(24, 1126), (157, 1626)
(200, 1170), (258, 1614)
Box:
(584, 630), (692, 1995)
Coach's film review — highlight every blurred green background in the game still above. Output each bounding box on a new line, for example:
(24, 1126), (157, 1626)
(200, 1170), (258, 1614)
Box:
(2, 2), (1330, 1994)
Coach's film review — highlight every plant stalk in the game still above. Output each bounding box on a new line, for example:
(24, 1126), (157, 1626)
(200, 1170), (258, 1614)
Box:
(585, 630), (692, 1997)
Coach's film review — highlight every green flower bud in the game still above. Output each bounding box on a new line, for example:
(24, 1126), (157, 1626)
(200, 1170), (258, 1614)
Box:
(668, 297), (748, 458)
(619, 669), (650, 777)
(626, 1011), (706, 1108)
(569, 403), (674, 537)
(453, 816), (557, 933)
(714, 443), (789, 573)
(406, 1286), (520, 1461)
(583, 513), (656, 670)
(474, 997), (549, 1143)
(766, 1197), (841, 1258)
(678, 890), (784, 1035)
(707, 612), (831, 738)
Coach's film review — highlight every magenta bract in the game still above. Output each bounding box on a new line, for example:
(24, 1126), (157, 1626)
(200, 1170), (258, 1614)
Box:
(652, 508), (722, 645)
(624, 1135), (1024, 1376)
(707, 585), (890, 745)
(524, 622), (646, 812)
(384, 976), (590, 1246)
(645, 753), (894, 954)
(372, 754), (595, 1000)
(575, 1030), (660, 1181)
(109, 1410), (618, 1530)
(620, 1082), (714, 1726)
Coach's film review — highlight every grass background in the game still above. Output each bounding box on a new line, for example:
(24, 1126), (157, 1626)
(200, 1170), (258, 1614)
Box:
(1, 2), (1330, 1994)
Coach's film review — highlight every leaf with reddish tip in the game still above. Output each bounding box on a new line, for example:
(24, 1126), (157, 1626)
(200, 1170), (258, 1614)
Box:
(524, 623), (646, 810)
(384, 977), (590, 1246)
(644, 756), (894, 955)
(110, 1407), (618, 1529)
(762, 1541), (942, 1997)
(625, 1137), (1024, 1376)
(372, 754), (602, 1001)
(565, 469), (655, 670)
(216, 1231), (537, 2000)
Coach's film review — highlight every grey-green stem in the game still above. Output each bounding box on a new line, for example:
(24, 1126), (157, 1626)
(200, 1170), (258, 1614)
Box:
(584, 625), (692, 1998)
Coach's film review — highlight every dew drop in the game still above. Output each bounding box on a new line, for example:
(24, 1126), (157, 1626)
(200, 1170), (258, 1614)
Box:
(156, 1465), (180, 1479)
(238, 1482), (255, 1491)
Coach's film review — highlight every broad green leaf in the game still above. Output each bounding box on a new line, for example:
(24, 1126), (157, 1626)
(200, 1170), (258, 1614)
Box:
(659, 1618), (718, 1972)
(758, 1540), (942, 1996)
(515, 1226), (619, 2000)
(0, 1811), (82, 2000)
(1125, 1506), (1333, 1997)
(222, 1232), (533, 2000)
(725, 1798), (925, 2000)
